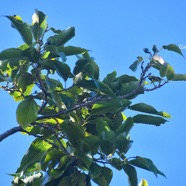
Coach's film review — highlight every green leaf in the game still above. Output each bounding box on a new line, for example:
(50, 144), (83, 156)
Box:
(53, 60), (73, 81)
(16, 97), (38, 128)
(85, 60), (99, 80)
(123, 164), (138, 186)
(16, 138), (51, 173)
(138, 179), (148, 186)
(129, 156), (166, 178)
(166, 63), (175, 80)
(6, 16), (33, 45)
(160, 63), (169, 77)
(45, 45), (60, 58)
(92, 99), (131, 115)
(89, 163), (101, 179)
(93, 167), (113, 186)
(103, 71), (117, 84)
(47, 27), (75, 46)
(73, 58), (90, 75)
(133, 114), (168, 126)
(31, 9), (47, 42)
(116, 117), (134, 136)
(116, 134), (133, 153)
(129, 56), (143, 72)
(57, 46), (88, 56)
(50, 90), (62, 111)
(129, 103), (171, 118)
(171, 74), (186, 81)
(163, 44), (184, 57)
(0, 48), (22, 60)
(109, 158), (124, 170)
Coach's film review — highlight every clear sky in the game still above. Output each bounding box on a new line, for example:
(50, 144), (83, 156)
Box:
(0, 0), (186, 185)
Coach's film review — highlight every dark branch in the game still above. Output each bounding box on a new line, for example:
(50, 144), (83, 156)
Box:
(0, 126), (23, 142)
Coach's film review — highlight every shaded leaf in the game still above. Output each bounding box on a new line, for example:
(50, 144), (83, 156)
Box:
(123, 164), (138, 186)
(129, 103), (171, 118)
(57, 46), (88, 56)
(129, 156), (166, 178)
(133, 114), (168, 126)
(171, 74), (186, 81)
(163, 44), (184, 57)
(16, 97), (38, 128)
(0, 48), (22, 60)
(129, 56), (143, 72)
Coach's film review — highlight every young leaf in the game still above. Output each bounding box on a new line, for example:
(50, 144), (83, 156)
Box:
(163, 44), (184, 57)
(138, 179), (148, 186)
(31, 9), (47, 42)
(123, 164), (138, 186)
(16, 97), (38, 128)
(6, 16), (33, 45)
(133, 114), (168, 126)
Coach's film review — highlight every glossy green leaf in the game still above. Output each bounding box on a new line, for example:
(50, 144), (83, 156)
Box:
(129, 56), (143, 72)
(92, 99), (131, 115)
(116, 117), (134, 136)
(133, 114), (168, 126)
(31, 9), (47, 41)
(138, 179), (148, 186)
(163, 44), (184, 57)
(6, 16), (32, 45)
(0, 48), (22, 60)
(123, 164), (138, 186)
(129, 156), (166, 178)
(47, 27), (75, 46)
(16, 138), (51, 173)
(129, 103), (171, 118)
(57, 46), (88, 56)
(45, 45), (60, 58)
(16, 97), (38, 128)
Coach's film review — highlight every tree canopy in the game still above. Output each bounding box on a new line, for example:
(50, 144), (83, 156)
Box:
(0, 10), (186, 186)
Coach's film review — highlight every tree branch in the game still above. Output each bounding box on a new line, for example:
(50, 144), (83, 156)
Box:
(0, 126), (23, 142)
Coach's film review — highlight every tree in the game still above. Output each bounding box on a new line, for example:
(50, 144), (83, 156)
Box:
(0, 10), (185, 186)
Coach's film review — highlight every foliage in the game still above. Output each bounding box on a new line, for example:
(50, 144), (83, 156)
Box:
(0, 10), (185, 186)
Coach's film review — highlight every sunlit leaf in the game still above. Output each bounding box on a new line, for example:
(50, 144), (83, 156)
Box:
(138, 179), (148, 186)
(31, 9), (47, 41)
(57, 46), (88, 56)
(16, 138), (51, 173)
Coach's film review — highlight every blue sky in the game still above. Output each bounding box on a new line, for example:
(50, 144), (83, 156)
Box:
(0, 0), (186, 185)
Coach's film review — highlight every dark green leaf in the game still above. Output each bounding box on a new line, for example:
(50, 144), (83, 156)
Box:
(129, 103), (171, 118)
(47, 27), (75, 46)
(116, 117), (134, 136)
(171, 74), (186, 81)
(57, 46), (88, 56)
(133, 114), (168, 126)
(6, 16), (32, 45)
(123, 164), (138, 186)
(73, 58), (90, 75)
(129, 156), (166, 178)
(89, 163), (101, 179)
(45, 45), (60, 58)
(163, 44), (184, 57)
(85, 60), (99, 80)
(0, 48), (22, 60)
(103, 71), (117, 84)
(16, 97), (38, 128)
